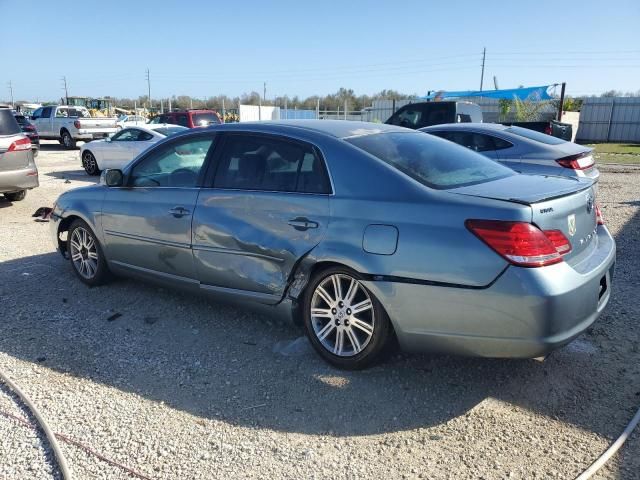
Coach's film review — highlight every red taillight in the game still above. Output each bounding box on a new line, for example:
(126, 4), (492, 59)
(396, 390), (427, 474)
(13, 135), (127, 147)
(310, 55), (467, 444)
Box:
(556, 152), (595, 170)
(466, 220), (565, 267)
(7, 137), (32, 152)
(544, 125), (552, 135)
(595, 204), (604, 225)
(74, 120), (81, 129)
(543, 229), (572, 255)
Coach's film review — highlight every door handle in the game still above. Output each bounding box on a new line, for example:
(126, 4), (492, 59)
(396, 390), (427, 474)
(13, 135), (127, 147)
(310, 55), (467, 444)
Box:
(169, 206), (190, 218)
(288, 217), (318, 231)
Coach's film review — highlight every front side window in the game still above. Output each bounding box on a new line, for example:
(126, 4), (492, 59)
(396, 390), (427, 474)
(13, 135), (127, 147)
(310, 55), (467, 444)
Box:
(346, 132), (514, 190)
(112, 129), (141, 141)
(31, 108), (43, 119)
(130, 136), (213, 188)
(214, 134), (330, 194)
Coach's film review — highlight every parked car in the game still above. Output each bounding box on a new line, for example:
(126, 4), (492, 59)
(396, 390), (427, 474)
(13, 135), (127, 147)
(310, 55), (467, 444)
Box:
(0, 107), (38, 202)
(80, 124), (187, 175)
(50, 121), (615, 369)
(13, 112), (40, 156)
(30, 105), (118, 149)
(385, 101), (482, 129)
(421, 123), (598, 183)
(148, 109), (222, 128)
(116, 114), (148, 130)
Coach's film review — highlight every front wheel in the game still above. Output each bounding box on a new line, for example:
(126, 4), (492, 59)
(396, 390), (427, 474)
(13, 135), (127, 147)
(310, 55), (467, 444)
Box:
(302, 267), (392, 369)
(82, 151), (100, 176)
(67, 219), (111, 286)
(4, 190), (26, 201)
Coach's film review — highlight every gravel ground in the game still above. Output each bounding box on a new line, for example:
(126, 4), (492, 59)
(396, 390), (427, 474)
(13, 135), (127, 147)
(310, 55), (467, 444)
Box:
(0, 142), (638, 479)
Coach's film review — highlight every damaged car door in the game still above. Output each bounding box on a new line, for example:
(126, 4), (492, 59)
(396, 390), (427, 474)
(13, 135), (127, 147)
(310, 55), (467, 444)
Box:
(192, 132), (331, 303)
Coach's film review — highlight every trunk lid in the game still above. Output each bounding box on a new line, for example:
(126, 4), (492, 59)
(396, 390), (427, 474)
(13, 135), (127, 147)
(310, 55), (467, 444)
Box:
(450, 174), (597, 261)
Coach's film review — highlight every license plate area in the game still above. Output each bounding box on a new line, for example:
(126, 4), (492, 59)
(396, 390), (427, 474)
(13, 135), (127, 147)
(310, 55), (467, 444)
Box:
(92, 133), (107, 139)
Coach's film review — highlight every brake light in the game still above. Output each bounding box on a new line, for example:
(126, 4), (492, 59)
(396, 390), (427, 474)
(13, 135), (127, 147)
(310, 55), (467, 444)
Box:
(544, 124), (552, 135)
(74, 120), (81, 129)
(466, 220), (564, 267)
(595, 204), (604, 225)
(7, 137), (32, 152)
(556, 152), (595, 170)
(543, 229), (572, 255)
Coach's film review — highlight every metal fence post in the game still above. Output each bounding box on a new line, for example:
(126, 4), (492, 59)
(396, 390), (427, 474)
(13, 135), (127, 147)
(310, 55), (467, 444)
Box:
(606, 98), (615, 142)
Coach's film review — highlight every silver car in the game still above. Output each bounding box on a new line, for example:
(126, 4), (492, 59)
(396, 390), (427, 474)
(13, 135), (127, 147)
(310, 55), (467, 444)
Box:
(421, 123), (599, 183)
(50, 121), (615, 369)
(0, 107), (39, 202)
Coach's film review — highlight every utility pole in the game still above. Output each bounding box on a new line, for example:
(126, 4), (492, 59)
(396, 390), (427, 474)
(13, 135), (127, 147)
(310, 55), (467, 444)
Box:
(263, 81), (266, 104)
(145, 68), (151, 113)
(61, 76), (69, 104)
(7, 81), (14, 107)
(557, 82), (566, 121)
(479, 47), (486, 91)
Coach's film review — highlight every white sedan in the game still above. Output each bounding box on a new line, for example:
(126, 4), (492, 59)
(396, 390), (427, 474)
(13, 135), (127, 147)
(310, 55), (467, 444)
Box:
(80, 125), (187, 175)
(116, 114), (148, 129)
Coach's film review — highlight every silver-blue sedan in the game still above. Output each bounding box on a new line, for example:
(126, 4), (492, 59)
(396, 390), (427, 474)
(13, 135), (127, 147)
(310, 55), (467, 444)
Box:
(49, 121), (615, 369)
(421, 123), (599, 183)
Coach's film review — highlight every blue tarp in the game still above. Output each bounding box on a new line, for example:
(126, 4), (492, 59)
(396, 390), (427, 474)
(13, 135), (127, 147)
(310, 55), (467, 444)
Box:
(423, 85), (556, 101)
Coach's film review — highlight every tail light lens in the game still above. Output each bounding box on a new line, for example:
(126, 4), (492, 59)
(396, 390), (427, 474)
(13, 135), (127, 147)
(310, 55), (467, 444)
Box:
(544, 125), (552, 135)
(74, 120), (81, 129)
(595, 204), (604, 225)
(466, 220), (569, 267)
(556, 151), (595, 170)
(7, 137), (32, 152)
(543, 229), (572, 255)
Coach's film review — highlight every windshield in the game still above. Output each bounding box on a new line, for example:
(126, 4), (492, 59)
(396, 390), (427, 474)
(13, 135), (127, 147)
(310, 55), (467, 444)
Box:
(505, 126), (566, 145)
(154, 126), (188, 137)
(192, 112), (221, 127)
(346, 132), (515, 189)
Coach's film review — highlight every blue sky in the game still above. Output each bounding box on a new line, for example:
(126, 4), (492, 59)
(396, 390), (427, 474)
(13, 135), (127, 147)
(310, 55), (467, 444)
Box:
(1, 0), (639, 102)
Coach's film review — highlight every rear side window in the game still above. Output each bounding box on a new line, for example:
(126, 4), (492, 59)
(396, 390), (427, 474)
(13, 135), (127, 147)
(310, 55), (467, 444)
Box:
(492, 136), (513, 150)
(176, 114), (189, 127)
(214, 134), (331, 194)
(505, 126), (565, 145)
(346, 132), (514, 190)
(0, 109), (21, 135)
(41, 107), (52, 118)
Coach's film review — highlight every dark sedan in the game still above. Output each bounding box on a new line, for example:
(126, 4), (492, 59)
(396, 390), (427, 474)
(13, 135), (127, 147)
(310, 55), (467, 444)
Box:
(14, 112), (40, 156)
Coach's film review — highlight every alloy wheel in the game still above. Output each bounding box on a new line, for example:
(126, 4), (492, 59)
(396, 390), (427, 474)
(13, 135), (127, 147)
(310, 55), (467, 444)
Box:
(70, 227), (99, 279)
(310, 274), (375, 357)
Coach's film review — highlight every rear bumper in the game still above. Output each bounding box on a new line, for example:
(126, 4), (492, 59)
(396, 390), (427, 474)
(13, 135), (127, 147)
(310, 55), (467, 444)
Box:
(363, 225), (616, 358)
(75, 128), (117, 140)
(0, 168), (39, 193)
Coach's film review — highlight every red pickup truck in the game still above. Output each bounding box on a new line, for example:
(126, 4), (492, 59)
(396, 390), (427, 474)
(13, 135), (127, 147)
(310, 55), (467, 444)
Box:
(149, 109), (222, 128)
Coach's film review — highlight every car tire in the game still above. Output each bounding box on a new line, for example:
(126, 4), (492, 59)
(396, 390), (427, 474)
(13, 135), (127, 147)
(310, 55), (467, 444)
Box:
(67, 219), (111, 286)
(302, 266), (392, 369)
(82, 151), (100, 176)
(4, 190), (26, 202)
(61, 130), (76, 149)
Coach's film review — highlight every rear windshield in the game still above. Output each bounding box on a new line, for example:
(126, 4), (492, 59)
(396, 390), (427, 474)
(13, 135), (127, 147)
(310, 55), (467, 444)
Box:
(505, 126), (566, 145)
(346, 132), (515, 189)
(0, 109), (21, 135)
(154, 126), (188, 137)
(14, 115), (27, 125)
(192, 112), (221, 127)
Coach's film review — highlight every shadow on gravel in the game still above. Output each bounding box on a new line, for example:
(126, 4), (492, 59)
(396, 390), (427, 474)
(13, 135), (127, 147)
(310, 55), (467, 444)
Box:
(45, 170), (99, 184)
(39, 144), (78, 152)
(0, 209), (638, 475)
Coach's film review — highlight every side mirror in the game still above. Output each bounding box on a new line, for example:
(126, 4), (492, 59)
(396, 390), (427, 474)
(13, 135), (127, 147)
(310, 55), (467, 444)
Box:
(104, 169), (124, 187)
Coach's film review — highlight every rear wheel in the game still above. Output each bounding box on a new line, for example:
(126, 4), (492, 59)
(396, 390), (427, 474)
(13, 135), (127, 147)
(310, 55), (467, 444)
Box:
(302, 266), (391, 369)
(61, 130), (76, 149)
(4, 190), (26, 202)
(82, 151), (100, 176)
(67, 219), (111, 286)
